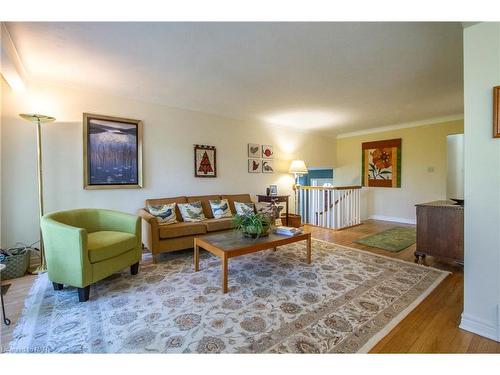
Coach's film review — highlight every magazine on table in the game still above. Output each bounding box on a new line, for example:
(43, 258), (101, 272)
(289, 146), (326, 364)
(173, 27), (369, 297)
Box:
(273, 226), (304, 236)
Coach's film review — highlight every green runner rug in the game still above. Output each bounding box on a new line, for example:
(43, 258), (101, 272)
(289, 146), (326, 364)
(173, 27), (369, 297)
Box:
(354, 227), (416, 252)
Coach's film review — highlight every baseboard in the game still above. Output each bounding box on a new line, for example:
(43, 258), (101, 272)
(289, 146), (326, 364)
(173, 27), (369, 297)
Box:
(368, 215), (416, 225)
(459, 313), (500, 342)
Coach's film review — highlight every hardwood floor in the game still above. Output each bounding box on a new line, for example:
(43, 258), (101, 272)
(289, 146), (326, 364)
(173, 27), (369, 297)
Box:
(1, 219), (499, 353)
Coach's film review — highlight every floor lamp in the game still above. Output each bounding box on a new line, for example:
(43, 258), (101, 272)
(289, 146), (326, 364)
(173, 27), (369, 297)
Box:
(19, 113), (56, 273)
(289, 160), (308, 217)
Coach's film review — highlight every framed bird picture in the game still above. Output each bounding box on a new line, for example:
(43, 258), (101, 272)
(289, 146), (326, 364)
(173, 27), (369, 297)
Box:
(262, 160), (274, 173)
(248, 159), (261, 173)
(248, 143), (260, 158)
(262, 145), (274, 159)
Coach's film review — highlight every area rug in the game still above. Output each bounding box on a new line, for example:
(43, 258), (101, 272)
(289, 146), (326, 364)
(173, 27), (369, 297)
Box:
(355, 227), (417, 252)
(8, 239), (448, 353)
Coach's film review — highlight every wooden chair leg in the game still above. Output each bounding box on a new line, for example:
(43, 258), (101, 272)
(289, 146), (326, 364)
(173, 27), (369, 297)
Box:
(52, 282), (63, 291)
(78, 286), (90, 302)
(131, 262), (139, 275)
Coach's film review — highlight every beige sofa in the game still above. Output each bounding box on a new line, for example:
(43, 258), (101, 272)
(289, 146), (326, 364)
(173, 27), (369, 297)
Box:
(139, 194), (253, 262)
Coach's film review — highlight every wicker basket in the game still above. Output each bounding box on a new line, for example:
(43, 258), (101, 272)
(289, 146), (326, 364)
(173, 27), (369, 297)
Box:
(0, 248), (31, 280)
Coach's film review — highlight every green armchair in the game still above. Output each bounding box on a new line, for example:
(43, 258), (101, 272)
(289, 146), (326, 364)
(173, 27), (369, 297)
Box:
(41, 208), (142, 302)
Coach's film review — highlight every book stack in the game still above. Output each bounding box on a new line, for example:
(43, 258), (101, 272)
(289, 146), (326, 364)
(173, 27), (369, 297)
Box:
(274, 226), (303, 236)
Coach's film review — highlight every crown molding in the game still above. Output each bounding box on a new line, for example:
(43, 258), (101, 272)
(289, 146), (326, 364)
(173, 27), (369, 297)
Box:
(336, 114), (464, 139)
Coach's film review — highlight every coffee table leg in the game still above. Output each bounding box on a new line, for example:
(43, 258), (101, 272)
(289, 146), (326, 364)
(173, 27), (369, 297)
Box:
(306, 235), (312, 264)
(194, 240), (200, 272)
(222, 254), (228, 293)
(273, 247), (277, 252)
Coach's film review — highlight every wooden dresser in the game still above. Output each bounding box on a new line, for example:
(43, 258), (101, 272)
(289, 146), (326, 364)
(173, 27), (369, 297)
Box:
(415, 200), (464, 264)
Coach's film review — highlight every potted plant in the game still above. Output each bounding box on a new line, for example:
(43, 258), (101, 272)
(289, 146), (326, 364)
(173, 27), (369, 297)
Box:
(233, 212), (272, 238)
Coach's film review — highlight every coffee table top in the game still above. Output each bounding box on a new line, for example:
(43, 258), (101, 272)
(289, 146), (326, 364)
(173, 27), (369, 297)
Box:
(196, 230), (309, 252)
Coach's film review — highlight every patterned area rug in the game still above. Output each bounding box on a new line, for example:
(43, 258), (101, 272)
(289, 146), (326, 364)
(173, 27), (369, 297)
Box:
(8, 239), (448, 353)
(355, 227), (417, 252)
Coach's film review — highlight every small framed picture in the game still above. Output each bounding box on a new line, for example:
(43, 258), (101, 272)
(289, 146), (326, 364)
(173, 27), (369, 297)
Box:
(269, 185), (278, 196)
(248, 159), (261, 173)
(248, 143), (260, 157)
(262, 160), (274, 173)
(194, 145), (216, 177)
(262, 145), (274, 159)
(494, 86), (500, 138)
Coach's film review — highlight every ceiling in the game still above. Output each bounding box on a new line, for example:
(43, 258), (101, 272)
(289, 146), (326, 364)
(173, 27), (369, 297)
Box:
(6, 22), (464, 136)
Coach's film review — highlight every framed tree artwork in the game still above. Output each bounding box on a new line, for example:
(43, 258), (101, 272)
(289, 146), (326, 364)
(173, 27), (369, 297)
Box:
(361, 138), (401, 188)
(83, 113), (143, 189)
(494, 86), (500, 138)
(194, 144), (217, 177)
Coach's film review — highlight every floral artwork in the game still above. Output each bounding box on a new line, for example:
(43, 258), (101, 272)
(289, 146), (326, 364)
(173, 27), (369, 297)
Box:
(262, 145), (274, 159)
(194, 145), (216, 177)
(248, 159), (261, 173)
(361, 139), (401, 187)
(83, 113), (142, 189)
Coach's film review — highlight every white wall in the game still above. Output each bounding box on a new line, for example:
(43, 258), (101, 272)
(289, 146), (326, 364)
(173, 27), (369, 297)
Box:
(460, 22), (500, 342)
(0, 79), (335, 248)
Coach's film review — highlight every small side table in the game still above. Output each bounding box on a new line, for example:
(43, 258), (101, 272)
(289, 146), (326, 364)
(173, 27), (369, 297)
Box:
(257, 195), (290, 226)
(0, 264), (11, 326)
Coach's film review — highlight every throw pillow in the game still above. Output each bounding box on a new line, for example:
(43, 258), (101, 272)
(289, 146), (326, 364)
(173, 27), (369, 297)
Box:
(234, 201), (255, 216)
(178, 201), (207, 222)
(209, 199), (232, 219)
(147, 203), (177, 224)
(255, 202), (275, 217)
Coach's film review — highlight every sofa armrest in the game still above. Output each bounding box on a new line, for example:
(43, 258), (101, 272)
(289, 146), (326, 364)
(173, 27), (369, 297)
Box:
(138, 208), (160, 255)
(138, 208), (156, 224)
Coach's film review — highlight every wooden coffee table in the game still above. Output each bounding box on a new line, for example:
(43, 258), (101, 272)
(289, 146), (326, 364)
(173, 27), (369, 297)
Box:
(194, 231), (312, 293)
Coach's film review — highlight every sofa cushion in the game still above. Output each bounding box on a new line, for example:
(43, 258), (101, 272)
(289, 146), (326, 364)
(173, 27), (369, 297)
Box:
(178, 201), (207, 222)
(209, 199), (232, 219)
(187, 195), (221, 218)
(146, 196), (187, 222)
(234, 201), (256, 216)
(147, 202), (177, 224)
(159, 222), (207, 239)
(204, 218), (234, 232)
(87, 231), (137, 263)
(222, 194), (253, 213)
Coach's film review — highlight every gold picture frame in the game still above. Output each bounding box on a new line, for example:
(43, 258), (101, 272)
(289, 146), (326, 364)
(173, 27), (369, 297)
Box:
(83, 113), (143, 189)
(494, 86), (500, 138)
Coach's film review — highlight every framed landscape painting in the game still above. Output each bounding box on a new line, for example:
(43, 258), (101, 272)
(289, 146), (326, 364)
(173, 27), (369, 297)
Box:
(361, 138), (401, 188)
(83, 113), (142, 189)
(194, 144), (217, 177)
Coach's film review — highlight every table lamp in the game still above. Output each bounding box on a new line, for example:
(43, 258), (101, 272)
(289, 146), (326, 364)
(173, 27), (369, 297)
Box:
(19, 113), (56, 273)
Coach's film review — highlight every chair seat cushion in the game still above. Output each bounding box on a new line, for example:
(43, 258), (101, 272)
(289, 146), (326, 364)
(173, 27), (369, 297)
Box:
(88, 231), (137, 263)
(159, 222), (207, 239)
(204, 218), (234, 232)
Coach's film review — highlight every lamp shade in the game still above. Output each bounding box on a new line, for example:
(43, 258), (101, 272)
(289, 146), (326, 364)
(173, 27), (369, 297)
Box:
(289, 160), (308, 174)
(19, 113), (56, 124)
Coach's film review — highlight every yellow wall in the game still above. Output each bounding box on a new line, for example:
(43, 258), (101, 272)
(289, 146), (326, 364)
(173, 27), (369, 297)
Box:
(335, 119), (464, 222)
